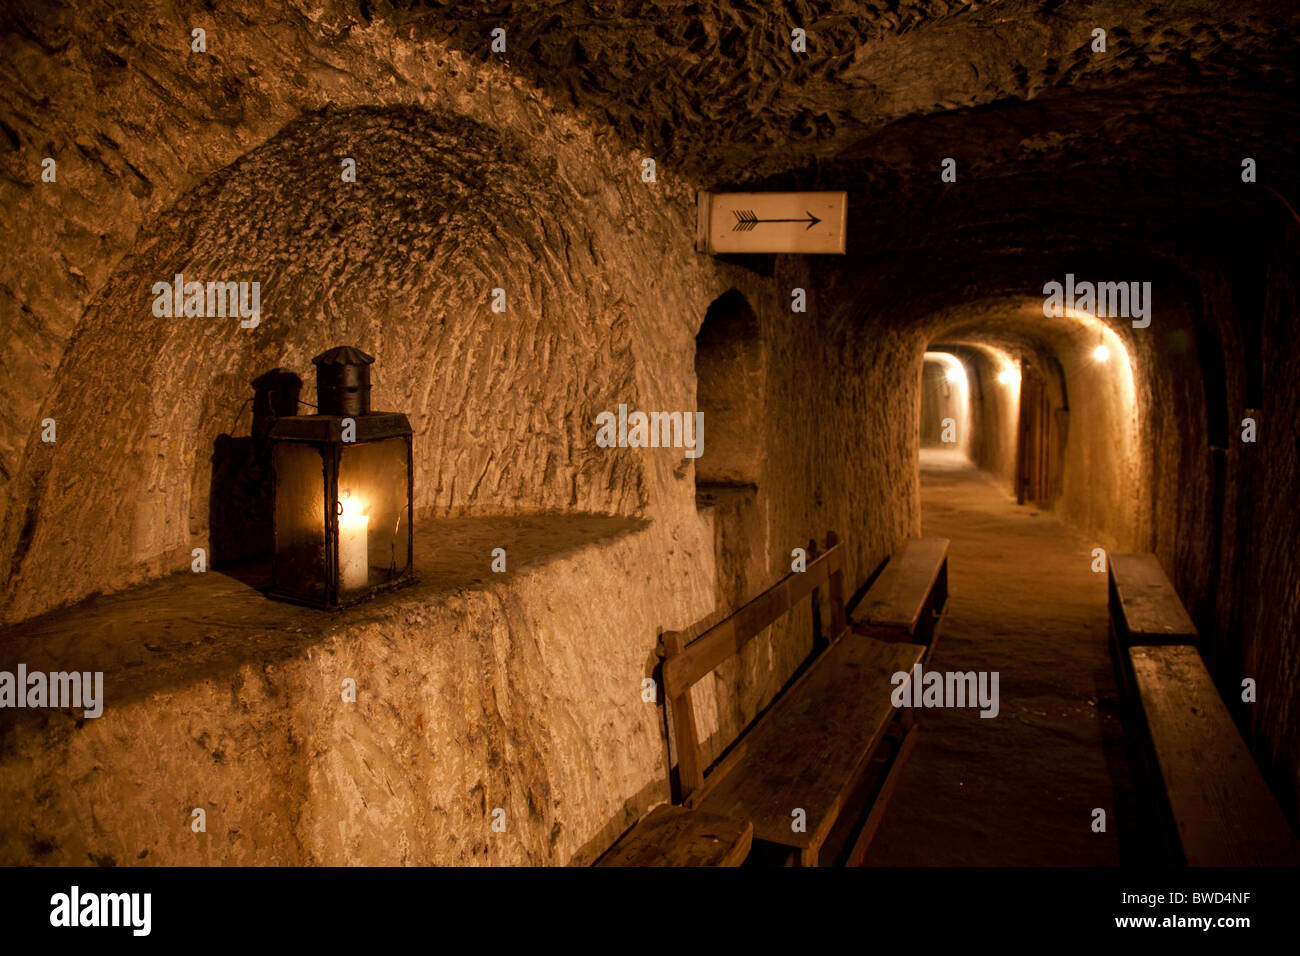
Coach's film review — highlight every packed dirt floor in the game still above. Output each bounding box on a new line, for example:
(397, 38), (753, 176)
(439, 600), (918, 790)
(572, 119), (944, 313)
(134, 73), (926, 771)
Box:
(863, 450), (1135, 865)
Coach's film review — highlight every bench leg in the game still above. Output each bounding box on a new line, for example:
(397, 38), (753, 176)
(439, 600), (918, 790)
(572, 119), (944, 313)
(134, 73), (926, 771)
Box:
(848, 723), (919, 866)
(799, 845), (820, 868)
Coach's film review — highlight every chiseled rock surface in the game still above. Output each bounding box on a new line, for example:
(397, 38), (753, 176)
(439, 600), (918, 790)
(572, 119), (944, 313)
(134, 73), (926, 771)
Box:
(8, 0), (1293, 622)
(0, 0), (711, 621)
(0, 0), (932, 864)
(2, 103), (701, 622)
(1, 0), (1297, 847)
(0, 515), (722, 865)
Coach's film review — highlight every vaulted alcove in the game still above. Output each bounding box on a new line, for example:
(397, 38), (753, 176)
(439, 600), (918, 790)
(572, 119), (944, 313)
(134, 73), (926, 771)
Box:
(693, 288), (765, 608)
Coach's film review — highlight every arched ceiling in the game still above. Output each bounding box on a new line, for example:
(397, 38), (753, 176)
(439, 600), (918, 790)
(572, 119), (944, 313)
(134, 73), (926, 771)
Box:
(402, 1), (1298, 181)
(393, 0), (1299, 322)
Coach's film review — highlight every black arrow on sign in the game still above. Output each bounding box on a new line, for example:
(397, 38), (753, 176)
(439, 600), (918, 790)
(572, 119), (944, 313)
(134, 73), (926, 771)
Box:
(732, 209), (823, 232)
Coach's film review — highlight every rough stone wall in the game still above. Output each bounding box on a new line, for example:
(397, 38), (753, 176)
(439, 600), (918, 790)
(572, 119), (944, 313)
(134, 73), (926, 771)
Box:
(694, 290), (764, 487)
(0, 0), (711, 622)
(963, 346), (1018, 488)
(2, 0), (1295, 855)
(667, 256), (927, 773)
(814, 265), (926, 601)
(0, 0), (733, 863)
(0, 0), (934, 862)
(1229, 227), (1300, 818)
(1130, 283), (1217, 631)
(0, 518), (718, 865)
(1052, 324), (1143, 553)
(2, 103), (700, 622)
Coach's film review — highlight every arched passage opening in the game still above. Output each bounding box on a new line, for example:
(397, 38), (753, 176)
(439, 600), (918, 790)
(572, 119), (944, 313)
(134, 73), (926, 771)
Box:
(919, 350), (972, 462)
(694, 288), (765, 608)
(922, 343), (1022, 487)
(916, 299), (1143, 550)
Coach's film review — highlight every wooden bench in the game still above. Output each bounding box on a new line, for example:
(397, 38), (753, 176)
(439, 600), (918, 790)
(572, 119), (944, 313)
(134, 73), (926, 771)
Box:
(1108, 553), (1197, 651)
(1107, 552), (1198, 725)
(653, 533), (923, 866)
(1128, 645), (1299, 865)
(852, 537), (949, 663)
(1108, 553), (1299, 865)
(596, 805), (753, 867)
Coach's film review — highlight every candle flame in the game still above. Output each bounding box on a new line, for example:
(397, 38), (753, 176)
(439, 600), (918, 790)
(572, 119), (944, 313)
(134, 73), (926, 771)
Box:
(338, 490), (369, 524)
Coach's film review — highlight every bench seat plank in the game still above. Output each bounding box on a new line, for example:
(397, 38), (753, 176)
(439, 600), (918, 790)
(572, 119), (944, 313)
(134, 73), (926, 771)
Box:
(597, 805), (753, 867)
(1129, 645), (1299, 865)
(1110, 554), (1196, 642)
(695, 635), (924, 854)
(860, 538), (949, 632)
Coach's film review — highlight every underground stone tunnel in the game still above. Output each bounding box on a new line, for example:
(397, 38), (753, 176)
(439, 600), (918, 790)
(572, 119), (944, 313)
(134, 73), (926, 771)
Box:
(0, 0), (1297, 885)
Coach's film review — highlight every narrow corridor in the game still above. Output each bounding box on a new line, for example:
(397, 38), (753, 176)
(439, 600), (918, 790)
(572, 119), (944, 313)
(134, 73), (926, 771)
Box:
(4, 1), (1295, 883)
(865, 451), (1132, 865)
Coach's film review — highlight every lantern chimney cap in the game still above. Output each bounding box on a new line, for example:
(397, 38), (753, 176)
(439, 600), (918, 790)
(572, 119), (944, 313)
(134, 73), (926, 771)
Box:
(312, 346), (374, 367)
(312, 346), (374, 417)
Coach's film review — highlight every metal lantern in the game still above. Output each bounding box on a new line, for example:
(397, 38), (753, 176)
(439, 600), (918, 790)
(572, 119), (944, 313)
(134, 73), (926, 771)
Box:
(268, 346), (414, 607)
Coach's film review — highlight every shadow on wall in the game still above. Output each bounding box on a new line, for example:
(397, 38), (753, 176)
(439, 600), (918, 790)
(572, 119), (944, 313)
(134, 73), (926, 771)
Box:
(209, 369), (302, 582)
(0, 105), (656, 625)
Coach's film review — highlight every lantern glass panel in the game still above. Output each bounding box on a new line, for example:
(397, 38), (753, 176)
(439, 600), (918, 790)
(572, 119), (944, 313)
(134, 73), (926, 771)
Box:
(271, 441), (328, 603)
(335, 437), (410, 598)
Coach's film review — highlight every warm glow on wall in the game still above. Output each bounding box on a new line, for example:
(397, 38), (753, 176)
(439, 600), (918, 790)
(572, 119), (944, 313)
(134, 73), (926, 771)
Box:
(1063, 306), (1132, 383)
(1055, 306), (1140, 535)
(923, 350), (973, 459)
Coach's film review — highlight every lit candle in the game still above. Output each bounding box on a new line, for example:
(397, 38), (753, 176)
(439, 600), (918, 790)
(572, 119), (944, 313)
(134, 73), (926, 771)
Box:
(338, 492), (369, 591)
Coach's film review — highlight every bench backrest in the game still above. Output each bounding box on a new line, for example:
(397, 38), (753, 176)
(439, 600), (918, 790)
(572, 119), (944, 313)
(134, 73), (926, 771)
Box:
(658, 532), (846, 801)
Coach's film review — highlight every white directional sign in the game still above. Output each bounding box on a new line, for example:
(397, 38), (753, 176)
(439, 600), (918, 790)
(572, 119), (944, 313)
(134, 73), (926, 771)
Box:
(696, 191), (847, 255)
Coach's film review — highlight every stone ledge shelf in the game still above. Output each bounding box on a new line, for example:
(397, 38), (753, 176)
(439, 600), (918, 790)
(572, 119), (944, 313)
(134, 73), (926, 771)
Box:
(0, 513), (697, 867)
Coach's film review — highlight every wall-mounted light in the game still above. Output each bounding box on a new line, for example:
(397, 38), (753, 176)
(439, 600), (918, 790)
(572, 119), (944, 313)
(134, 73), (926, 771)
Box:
(1092, 325), (1111, 362)
(997, 366), (1020, 386)
(267, 346), (415, 608)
